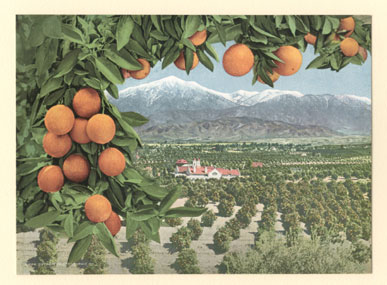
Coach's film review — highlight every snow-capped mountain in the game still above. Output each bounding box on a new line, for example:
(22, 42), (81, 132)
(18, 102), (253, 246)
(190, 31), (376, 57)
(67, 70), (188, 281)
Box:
(108, 76), (371, 139)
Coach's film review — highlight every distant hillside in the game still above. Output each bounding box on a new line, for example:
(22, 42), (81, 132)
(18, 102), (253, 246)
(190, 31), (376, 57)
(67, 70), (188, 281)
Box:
(108, 76), (371, 141)
(137, 117), (341, 142)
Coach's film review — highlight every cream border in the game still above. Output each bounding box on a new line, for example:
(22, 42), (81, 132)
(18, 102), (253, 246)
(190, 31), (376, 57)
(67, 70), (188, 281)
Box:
(3, 0), (387, 284)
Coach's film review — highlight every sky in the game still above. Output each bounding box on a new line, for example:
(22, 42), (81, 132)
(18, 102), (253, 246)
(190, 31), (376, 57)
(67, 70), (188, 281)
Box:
(117, 41), (372, 99)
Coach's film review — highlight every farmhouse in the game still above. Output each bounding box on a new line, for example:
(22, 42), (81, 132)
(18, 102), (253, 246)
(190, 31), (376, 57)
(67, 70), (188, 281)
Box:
(174, 158), (240, 180)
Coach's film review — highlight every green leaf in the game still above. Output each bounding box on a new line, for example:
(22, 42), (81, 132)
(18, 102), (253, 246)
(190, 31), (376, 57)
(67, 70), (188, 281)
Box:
(105, 47), (140, 70)
(25, 210), (61, 228)
(108, 178), (125, 207)
(116, 116), (141, 141)
(306, 55), (328, 69)
(158, 187), (182, 215)
(36, 39), (58, 76)
(164, 207), (207, 218)
(62, 24), (84, 44)
(150, 30), (169, 41)
(121, 111), (149, 127)
(43, 87), (66, 106)
(275, 15), (283, 28)
(285, 16), (296, 36)
(126, 39), (149, 58)
(64, 211), (74, 237)
(330, 55), (339, 70)
(122, 167), (144, 183)
(215, 21), (226, 46)
(184, 48), (194, 74)
(162, 45), (180, 69)
(39, 77), (63, 98)
(139, 180), (168, 200)
(116, 16), (134, 51)
(126, 214), (139, 239)
(197, 49), (214, 71)
(95, 56), (124, 85)
(53, 49), (80, 78)
(181, 38), (196, 51)
(204, 42), (219, 62)
(147, 216), (161, 234)
(150, 15), (162, 32)
(95, 223), (119, 257)
(139, 220), (160, 243)
(68, 221), (95, 242)
(183, 15), (201, 38)
(131, 208), (159, 221)
(17, 161), (48, 176)
(25, 200), (45, 219)
(107, 83), (119, 99)
(42, 16), (63, 38)
(322, 17), (332, 35)
(28, 21), (45, 47)
(83, 77), (101, 90)
(67, 235), (92, 266)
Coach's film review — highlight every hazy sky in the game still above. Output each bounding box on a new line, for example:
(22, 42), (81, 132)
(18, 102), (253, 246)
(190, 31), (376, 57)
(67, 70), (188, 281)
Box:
(117, 41), (372, 98)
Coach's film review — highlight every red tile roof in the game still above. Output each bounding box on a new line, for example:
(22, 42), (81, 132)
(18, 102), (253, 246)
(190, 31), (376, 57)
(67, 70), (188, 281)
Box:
(252, 162), (263, 168)
(176, 159), (188, 164)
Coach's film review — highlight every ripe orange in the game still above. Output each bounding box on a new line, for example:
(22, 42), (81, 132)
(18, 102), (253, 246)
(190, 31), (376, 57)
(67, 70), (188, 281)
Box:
(129, 58), (150, 80)
(70, 118), (91, 144)
(222, 43), (254, 76)
(189, 30), (207, 46)
(104, 211), (121, 236)
(273, 46), (302, 76)
(98, 147), (126, 176)
(37, 165), (64, 193)
(86, 114), (116, 144)
(84, 194), (112, 223)
(43, 132), (72, 158)
(358, 46), (368, 61)
(340, 38), (359, 57)
(72, 88), (101, 118)
(62, 154), (90, 183)
(174, 51), (199, 70)
(44, 105), (75, 135)
(121, 68), (131, 79)
(304, 33), (317, 45)
(257, 71), (280, 84)
(339, 17), (355, 37)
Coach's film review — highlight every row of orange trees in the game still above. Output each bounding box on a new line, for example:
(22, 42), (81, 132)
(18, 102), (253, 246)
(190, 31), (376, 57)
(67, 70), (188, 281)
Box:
(16, 15), (371, 266)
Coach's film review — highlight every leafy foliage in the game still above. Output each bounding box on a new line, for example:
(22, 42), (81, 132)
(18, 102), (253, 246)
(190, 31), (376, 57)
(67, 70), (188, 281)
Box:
(175, 248), (201, 274)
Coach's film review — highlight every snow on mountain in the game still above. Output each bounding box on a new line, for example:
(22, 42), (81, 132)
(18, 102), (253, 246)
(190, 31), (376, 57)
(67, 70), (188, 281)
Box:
(336, 94), (371, 105)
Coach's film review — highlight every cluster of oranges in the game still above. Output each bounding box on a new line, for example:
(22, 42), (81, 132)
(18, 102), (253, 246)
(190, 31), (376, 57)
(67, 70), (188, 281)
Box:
(37, 87), (123, 236)
(222, 43), (302, 84)
(304, 17), (367, 60)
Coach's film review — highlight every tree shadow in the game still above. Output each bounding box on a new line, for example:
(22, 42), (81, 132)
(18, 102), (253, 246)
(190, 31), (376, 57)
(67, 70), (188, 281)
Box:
(206, 243), (226, 255)
(163, 243), (178, 254)
(120, 240), (134, 254)
(121, 257), (135, 273)
(27, 256), (39, 269)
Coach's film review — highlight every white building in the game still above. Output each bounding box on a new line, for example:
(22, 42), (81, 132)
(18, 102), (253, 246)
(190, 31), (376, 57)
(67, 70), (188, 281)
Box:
(174, 158), (240, 180)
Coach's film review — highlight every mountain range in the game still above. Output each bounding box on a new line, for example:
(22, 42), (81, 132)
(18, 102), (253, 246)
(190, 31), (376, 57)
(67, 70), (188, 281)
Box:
(108, 76), (371, 142)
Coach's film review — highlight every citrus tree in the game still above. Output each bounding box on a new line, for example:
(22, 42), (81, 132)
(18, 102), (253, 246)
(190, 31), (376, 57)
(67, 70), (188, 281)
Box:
(16, 15), (371, 267)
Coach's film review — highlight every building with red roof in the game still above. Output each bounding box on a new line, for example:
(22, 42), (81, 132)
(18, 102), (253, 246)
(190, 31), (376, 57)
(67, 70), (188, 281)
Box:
(175, 158), (240, 180)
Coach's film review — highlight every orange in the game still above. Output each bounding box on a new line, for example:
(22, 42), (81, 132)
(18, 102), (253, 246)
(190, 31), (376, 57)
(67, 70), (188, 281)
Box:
(189, 30), (207, 46)
(62, 154), (90, 183)
(273, 46), (302, 76)
(84, 194), (112, 223)
(129, 58), (150, 80)
(121, 68), (131, 79)
(44, 105), (75, 135)
(72, 88), (101, 118)
(70, 118), (91, 144)
(339, 17), (355, 37)
(222, 43), (254, 76)
(257, 71), (280, 84)
(358, 46), (368, 61)
(43, 132), (72, 158)
(104, 211), (121, 236)
(174, 51), (199, 70)
(98, 147), (126, 176)
(304, 33), (316, 45)
(37, 165), (64, 193)
(340, 38), (359, 57)
(86, 114), (116, 144)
